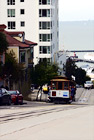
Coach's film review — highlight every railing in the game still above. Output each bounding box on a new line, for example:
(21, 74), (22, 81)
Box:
(73, 58), (94, 63)
(66, 50), (94, 52)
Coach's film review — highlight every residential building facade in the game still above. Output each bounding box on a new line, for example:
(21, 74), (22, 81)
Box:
(0, 24), (37, 90)
(54, 50), (67, 75)
(0, 0), (59, 65)
(0, 24), (37, 68)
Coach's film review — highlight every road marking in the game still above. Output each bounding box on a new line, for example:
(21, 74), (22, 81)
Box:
(78, 89), (91, 103)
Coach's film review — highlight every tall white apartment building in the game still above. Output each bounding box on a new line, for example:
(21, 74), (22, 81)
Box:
(0, 0), (59, 65)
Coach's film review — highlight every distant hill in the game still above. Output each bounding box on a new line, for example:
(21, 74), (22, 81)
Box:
(59, 20), (94, 51)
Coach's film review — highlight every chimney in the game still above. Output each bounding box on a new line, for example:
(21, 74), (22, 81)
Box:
(0, 24), (7, 31)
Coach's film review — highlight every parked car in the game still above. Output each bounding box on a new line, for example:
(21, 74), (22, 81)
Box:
(8, 90), (23, 105)
(84, 81), (93, 89)
(0, 88), (11, 105)
(76, 84), (83, 88)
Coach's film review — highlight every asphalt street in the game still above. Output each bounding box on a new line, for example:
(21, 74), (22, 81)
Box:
(0, 88), (94, 140)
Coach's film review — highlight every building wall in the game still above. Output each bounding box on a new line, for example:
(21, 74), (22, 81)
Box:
(57, 51), (66, 68)
(0, 0), (59, 65)
(7, 47), (19, 63)
(14, 36), (23, 42)
(51, 0), (59, 62)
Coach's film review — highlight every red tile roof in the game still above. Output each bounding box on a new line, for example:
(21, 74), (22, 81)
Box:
(7, 32), (37, 46)
(7, 31), (24, 36)
(3, 31), (29, 48)
(0, 24), (37, 48)
(25, 39), (37, 45)
(0, 24), (6, 30)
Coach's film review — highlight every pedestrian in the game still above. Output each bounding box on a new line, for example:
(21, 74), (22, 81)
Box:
(71, 86), (75, 101)
(36, 86), (42, 101)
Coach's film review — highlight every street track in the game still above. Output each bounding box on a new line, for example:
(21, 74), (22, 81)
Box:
(0, 104), (87, 124)
(77, 89), (94, 104)
(0, 88), (94, 125)
(0, 89), (94, 140)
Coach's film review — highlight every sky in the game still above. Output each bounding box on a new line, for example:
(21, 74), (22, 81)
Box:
(59, 0), (94, 21)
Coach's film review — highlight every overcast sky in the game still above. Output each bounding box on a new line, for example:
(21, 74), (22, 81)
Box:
(59, 0), (94, 21)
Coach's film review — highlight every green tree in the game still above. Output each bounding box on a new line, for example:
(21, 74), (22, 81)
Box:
(0, 62), (4, 77)
(0, 32), (8, 53)
(3, 51), (24, 82)
(64, 58), (76, 80)
(31, 60), (58, 86)
(75, 67), (90, 85)
(0, 32), (9, 77)
(64, 58), (90, 85)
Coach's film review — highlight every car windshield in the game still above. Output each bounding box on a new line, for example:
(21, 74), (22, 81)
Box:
(86, 81), (92, 84)
(8, 91), (17, 95)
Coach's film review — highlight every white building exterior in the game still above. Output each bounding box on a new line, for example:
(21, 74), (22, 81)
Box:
(54, 50), (67, 75)
(0, 0), (59, 65)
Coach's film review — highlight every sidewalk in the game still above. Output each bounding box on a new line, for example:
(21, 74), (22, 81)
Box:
(28, 88), (84, 102)
(28, 90), (49, 102)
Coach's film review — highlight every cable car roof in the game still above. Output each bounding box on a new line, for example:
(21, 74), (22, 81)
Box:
(50, 79), (69, 82)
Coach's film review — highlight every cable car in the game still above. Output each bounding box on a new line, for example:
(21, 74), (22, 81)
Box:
(49, 77), (72, 104)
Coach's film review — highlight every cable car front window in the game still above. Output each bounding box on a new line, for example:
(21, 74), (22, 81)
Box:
(58, 82), (62, 90)
(52, 82), (56, 90)
(64, 82), (68, 90)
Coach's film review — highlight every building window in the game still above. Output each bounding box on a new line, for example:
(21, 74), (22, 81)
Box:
(20, 52), (25, 63)
(60, 61), (62, 64)
(39, 34), (52, 42)
(39, 22), (52, 29)
(39, 9), (50, 17)
(40, 58), (51, 63)
(20, 0), (24, 2)
(39, 0), (50, 5)
(31, 48), (33, 59)
(7, 0), (15, 5)
(21, 21), (25, 27)
(8, 21), (16, 29)
(39, 46), (51, 54)
(20, 9), (25, 14)
(7, 9), (15, 17)
(57, 31), (59, 38)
